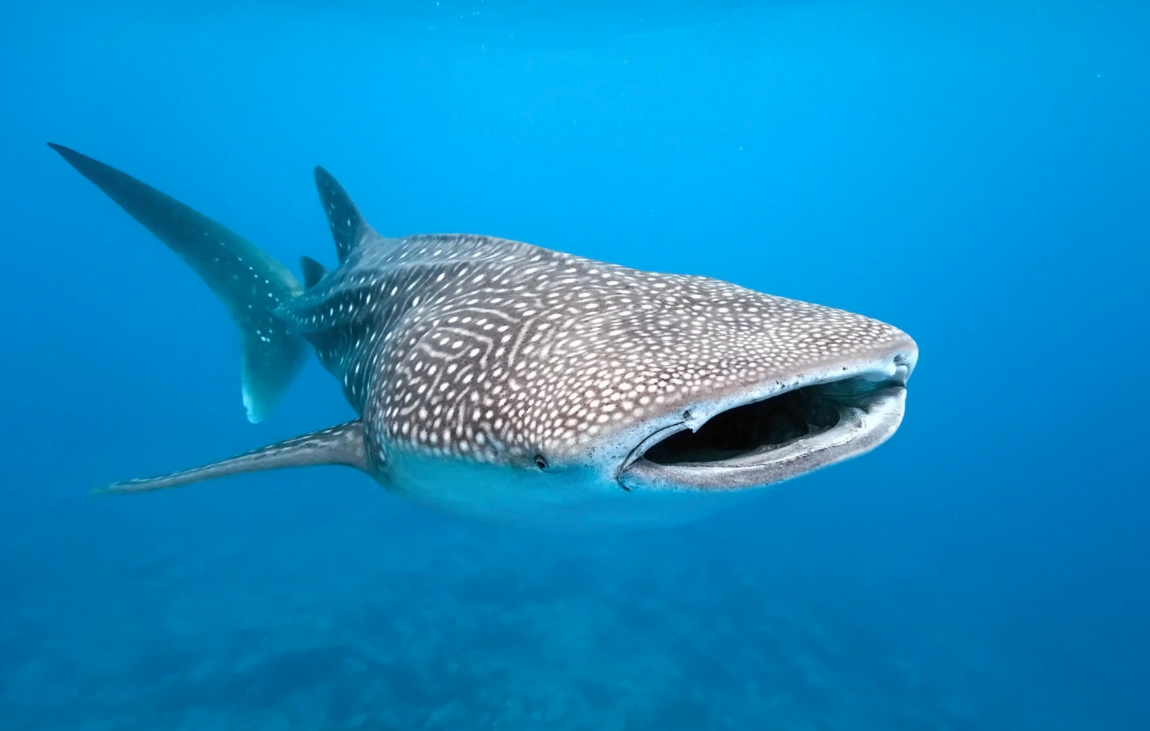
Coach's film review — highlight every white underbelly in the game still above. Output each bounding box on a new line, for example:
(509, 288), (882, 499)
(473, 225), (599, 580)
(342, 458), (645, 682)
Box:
(384, 450), (757, 530)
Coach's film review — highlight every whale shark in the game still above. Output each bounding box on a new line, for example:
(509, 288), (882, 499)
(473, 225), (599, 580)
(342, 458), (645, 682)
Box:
(50, 143), (918, 526)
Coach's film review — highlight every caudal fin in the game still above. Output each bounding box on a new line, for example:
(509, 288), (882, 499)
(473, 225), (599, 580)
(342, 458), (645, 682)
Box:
(48, 143), (307, 423)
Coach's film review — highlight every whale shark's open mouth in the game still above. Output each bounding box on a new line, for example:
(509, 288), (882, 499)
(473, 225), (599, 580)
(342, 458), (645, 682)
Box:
(618, 371), (909, 492)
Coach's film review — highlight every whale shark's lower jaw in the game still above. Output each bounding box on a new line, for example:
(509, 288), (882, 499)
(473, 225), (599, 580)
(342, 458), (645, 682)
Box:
(616, 360), (913, 493)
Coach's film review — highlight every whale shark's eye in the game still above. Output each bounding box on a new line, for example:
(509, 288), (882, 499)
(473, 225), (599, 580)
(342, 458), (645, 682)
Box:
(534, 455), (548, 471)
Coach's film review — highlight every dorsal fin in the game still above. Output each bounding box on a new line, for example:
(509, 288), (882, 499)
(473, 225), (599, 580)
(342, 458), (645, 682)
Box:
(314, 166), (371, 263)
(299, 255), (328, 289)
(94, 420), (369, 495)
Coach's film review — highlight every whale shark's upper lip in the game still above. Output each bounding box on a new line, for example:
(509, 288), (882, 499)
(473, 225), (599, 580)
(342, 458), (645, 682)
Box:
(616, 351), (915, 492)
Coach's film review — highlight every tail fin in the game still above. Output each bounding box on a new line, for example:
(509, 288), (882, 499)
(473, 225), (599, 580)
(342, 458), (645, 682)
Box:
(48, 143), (307, 423)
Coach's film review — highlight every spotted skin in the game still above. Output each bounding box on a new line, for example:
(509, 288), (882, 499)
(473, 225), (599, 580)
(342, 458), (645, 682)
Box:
(281, 230), (910, 475)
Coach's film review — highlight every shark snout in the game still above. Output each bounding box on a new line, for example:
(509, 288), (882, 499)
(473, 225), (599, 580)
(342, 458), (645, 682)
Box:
(888, 335), (919, 384)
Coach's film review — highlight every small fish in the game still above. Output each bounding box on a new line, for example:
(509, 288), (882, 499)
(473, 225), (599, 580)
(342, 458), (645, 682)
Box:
(50, 143), (918, 527)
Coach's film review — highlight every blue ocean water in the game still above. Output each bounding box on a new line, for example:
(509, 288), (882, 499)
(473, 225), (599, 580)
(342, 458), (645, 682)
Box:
(2, 0), (1148, 728)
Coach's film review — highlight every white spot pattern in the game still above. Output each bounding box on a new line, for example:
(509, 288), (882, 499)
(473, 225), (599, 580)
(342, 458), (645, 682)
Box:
(279, 233), (909, 468)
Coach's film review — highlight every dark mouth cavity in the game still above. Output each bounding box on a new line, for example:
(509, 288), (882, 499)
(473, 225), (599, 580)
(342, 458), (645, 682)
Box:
(641, 376), (887, 466)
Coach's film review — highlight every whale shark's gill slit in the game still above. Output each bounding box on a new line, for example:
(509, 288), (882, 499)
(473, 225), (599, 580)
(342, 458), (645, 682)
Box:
(641, 379), (878, 466)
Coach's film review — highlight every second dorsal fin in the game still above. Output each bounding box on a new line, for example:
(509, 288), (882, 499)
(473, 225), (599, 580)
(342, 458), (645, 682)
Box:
(314, 166), (372, 263)
(299, 255), (328, 289)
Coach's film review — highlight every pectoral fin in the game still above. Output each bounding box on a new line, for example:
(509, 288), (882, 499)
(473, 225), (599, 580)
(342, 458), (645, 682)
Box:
(96, 420), (369, 495)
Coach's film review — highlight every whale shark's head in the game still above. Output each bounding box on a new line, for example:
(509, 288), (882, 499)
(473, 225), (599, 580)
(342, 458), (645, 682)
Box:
(376, 250), (918, 527)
